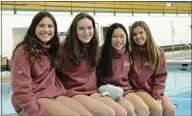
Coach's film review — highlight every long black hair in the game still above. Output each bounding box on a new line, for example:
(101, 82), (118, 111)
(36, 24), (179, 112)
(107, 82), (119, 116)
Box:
(97, 23), (130, 77)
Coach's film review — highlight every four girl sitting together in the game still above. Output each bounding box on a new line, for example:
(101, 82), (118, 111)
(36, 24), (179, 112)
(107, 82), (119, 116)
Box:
(10, 11), (175, 116)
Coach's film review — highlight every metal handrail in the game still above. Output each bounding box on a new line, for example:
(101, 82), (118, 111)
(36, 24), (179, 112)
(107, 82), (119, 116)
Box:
(180, 41), (183, 54)
(184, 41), (191, 54)
(180, 41), (191, 55)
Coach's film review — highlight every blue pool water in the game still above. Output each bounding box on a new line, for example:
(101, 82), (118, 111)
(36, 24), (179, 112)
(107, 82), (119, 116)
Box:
(1, 65), (191, 116)
(168, 90), (191, 115)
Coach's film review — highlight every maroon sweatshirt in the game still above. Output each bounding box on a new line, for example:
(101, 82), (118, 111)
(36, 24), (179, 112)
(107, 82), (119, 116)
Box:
(97, 48), (133, 95)
(10, 45), (66, 116)
(129, 45), (167, 99)
(56, 42), (97, 97)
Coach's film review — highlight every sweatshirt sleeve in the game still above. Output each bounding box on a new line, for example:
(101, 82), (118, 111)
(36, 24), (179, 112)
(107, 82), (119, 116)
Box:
(151, 50), (168, 100)
(11, 48), (48, 116)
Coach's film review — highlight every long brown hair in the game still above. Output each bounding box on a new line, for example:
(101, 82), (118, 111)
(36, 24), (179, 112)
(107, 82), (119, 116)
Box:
(129, 21), (161, 72)
(64, 12), (100, 66)
(12, 11), (60, 68)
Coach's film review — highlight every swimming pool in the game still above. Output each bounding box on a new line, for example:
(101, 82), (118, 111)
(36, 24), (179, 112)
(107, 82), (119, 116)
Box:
(1, 65), (191, 116)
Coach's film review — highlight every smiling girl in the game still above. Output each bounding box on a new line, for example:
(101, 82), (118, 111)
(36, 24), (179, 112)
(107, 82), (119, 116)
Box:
(10, 11), (91, 116)
(97, 23), (149, 116)
(57, 13), (130, 116)
(128, 20), (175, 116)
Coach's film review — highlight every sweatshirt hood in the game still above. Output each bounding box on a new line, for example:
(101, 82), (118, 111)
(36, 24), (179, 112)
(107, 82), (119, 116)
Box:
(112, 47), (126, 58)
(32, 38), (51, 54)
(135, 42), (147, 54)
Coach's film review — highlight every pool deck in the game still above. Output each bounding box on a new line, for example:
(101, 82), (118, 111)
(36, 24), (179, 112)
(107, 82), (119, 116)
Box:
(1, 50), (191, 84)
(165, 49), (191, 59)
(3, 113), (18, 116)
(165, 50), (191, 65)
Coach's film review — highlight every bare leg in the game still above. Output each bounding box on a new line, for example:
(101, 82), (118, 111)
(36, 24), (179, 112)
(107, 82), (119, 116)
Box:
(37, 98), (80, 116)
(161, 95), (175, 116)
(117, 97), (134, 116)
(124, 92), (149, 116)
(55, 96), (93, 116)
(72, 94), (116, 116)
(90, 93), (128, 116)
(19, 98), (80, 116)
(135, 92), (163, 116)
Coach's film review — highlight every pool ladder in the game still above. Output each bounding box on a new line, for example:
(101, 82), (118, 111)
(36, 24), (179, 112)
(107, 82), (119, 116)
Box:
(179, 41), (191, 56)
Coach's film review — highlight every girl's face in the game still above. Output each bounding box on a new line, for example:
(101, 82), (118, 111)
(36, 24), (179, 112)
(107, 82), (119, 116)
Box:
(76, 18), (94, 44)
(132, 26), (147, 46)
(35, 17), (55, 43)
(111, 28), (127, 51)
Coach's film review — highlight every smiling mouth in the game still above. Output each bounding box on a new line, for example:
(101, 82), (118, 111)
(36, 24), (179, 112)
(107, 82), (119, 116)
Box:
(115, 44), (123, 46)
(83, 36), (91, 39)
(41, 34), (51, 36)
(137, 39), (143, 42)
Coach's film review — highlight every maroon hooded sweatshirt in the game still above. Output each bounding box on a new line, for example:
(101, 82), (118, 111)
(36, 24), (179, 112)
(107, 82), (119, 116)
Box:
(10, 44), (66, 116)
(129, 45), (167, 99)
(97, 48), (134, 95)
(56, 42), (97, 97)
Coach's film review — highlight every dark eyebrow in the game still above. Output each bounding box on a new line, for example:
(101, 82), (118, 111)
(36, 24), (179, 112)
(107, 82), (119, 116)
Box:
(78, 26), (84, 28)
(48, 23), (53, 25)
(38, 23), (53, 25)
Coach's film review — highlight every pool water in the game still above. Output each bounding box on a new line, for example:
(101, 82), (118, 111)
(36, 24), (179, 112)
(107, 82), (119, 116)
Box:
(166, 65), (191, 116)
(1, 65), (191, 115)
(170, 91), (191, 115)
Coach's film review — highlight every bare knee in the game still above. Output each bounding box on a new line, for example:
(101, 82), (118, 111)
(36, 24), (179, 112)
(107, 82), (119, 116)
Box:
(136, 105), (149, 116)
(115, 106), (127, 116)
(150, 104), (163, 116)
(73, 94), (115, 116)
(98, 106), (116, 116)
(163, 104), (176, 116)
(126, 105), (134, 116)
(105, 107), (116, 116)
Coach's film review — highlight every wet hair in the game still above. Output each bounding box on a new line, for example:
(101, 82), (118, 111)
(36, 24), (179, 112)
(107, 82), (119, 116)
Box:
(12, 11), (60, 68)
(97, 23), (130, 77)
(129, 20), (161, 72)
(64, 12), (100, 66)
